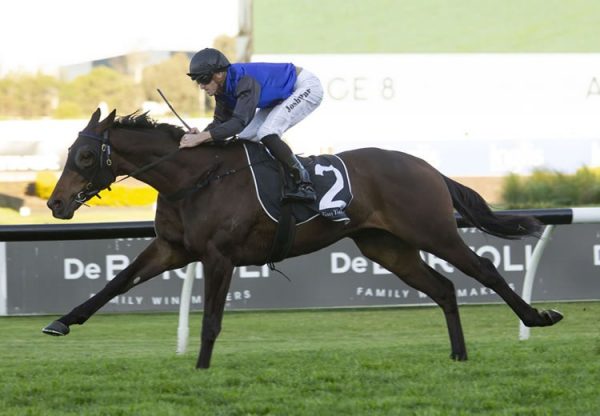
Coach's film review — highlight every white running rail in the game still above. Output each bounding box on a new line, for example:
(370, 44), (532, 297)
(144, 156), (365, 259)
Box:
(519, 207), (600, 340)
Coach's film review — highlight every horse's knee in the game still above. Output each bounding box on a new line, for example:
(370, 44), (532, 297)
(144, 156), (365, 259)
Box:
(104, 268), (136, 291)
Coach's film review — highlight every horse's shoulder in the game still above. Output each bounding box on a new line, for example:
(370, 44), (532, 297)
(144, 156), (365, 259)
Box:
(153, 196), (185, 243)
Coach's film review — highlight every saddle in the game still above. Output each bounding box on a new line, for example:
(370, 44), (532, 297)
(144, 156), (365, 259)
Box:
(243, 142), (353, 224)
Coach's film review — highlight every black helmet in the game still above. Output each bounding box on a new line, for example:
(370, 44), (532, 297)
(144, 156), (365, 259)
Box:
(187, 48), (231, 84)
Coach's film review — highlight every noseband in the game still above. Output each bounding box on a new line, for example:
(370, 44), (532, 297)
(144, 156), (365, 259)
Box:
(68, 130), (116, 204)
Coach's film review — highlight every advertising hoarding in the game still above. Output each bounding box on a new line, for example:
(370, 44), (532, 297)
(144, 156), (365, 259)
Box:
(3, 224), (599, 315)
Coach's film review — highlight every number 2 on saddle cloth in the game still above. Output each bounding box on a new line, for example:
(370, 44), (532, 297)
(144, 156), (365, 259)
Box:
(243, 142), (353, 225)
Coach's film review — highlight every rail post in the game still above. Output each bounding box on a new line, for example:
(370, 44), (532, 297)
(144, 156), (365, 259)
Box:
(176, 262), (196, 354)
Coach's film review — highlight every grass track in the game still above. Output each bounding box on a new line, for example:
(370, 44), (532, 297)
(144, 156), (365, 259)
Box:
(1, 303), (599, 415)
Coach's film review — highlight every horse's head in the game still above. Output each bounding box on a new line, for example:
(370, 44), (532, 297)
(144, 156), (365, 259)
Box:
(47, 108), (117, 219)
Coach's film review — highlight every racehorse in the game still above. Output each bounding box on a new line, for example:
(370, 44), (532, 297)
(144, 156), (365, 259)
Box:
(43, 108), (563, 369)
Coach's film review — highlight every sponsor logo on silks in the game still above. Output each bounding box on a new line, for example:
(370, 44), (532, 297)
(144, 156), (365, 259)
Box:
(285, 88), (311, 112)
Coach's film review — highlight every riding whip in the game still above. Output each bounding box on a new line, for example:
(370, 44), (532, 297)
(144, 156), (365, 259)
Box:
(156, 88), (192, 131)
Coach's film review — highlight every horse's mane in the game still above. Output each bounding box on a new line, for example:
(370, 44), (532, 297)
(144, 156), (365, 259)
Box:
(114, 111), (185, 140)
(112, 111), (240, 149)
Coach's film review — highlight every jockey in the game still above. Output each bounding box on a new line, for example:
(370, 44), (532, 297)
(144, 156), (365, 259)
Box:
(180, 48), (323, 202)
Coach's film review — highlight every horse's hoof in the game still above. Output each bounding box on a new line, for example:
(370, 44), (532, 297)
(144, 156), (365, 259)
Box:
(450, 352), (468, 361)
(541, 309), (563, 325)
(42, 320), (70, 336)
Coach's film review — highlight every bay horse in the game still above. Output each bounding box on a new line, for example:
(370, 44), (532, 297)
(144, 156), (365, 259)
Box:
(43, 109), (563, 369)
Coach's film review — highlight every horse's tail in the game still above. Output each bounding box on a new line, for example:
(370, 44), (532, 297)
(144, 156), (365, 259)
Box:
(442, 175), (542, 239)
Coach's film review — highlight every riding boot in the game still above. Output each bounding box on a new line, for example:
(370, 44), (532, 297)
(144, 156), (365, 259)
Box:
(285, 154), (317, 202)
(261, 134), (317, 202)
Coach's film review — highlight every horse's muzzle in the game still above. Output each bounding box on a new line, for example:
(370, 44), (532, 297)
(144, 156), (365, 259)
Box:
(47, 197), (77, 219)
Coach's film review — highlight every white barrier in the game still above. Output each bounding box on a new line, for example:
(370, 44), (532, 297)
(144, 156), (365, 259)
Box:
(176, 263), (196, 354)
(518, 225), (556, 341)
(519, 207), (600, 340)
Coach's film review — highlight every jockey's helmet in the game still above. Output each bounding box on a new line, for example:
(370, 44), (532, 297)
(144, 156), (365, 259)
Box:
(187, 48), (231, 84)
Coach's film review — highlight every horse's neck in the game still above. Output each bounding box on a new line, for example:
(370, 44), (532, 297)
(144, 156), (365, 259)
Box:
(111, 128), (229, 195)
(111, 129), (189, 194)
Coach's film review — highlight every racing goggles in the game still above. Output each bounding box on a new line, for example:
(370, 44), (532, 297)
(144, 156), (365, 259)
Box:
(187, 72), (213, 85)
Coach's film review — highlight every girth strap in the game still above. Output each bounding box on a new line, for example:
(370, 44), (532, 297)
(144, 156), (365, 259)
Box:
(268, 201), (296, 263)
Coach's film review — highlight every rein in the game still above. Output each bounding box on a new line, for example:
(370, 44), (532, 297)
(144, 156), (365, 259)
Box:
(115, 148), (180, 184)
(73, 129), (270, 203)
(165, 156), (271, 201)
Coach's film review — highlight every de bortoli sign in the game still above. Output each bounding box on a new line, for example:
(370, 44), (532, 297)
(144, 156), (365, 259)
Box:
(2, 224), (600, 315)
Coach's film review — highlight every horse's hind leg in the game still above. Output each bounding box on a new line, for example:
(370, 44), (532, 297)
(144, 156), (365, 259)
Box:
(352, 230), (467, 360)
(430, 236), (563, 327)
(422, 263), (467, 359)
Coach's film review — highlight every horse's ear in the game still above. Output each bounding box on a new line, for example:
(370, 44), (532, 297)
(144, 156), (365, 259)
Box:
(85, 108), (102, 130)
(96, 109), (117, 133)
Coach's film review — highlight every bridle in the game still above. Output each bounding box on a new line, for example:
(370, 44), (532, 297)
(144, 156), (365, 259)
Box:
(68, 129), (179, 204)
(67, 128), (270, 204)
(67, 130), (116, 204)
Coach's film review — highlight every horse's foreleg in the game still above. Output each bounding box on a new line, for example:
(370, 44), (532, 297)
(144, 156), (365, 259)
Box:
(196, 249), (234, 369)
(43, 238), (192, 335)
(352, 231), (467, 360)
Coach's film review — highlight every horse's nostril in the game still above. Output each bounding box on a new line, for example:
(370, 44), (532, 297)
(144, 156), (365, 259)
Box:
(47, 199), (62, 210)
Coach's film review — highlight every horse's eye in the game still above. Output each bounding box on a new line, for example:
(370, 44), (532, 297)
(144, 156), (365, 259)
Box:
(75, 148), (95, 169)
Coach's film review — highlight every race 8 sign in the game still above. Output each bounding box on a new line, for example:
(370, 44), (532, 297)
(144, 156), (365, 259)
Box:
(326, 77), (396, 101)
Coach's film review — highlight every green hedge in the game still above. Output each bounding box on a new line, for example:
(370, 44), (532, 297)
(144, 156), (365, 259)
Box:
(501, 167), (600, 208)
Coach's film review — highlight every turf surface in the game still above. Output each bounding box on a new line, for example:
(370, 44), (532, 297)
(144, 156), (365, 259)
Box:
(1, 303), (599, 415)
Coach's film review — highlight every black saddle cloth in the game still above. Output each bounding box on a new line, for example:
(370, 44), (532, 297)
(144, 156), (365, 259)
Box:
(243, 142), (353, 225)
